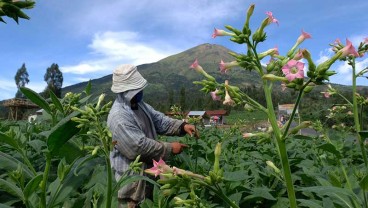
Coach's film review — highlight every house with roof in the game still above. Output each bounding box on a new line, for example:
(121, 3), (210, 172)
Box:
(165, 110), (228, 126)
(206, 110), (229, 125)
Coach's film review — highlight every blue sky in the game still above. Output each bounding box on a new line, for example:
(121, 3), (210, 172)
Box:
(1, 0), (368, 101)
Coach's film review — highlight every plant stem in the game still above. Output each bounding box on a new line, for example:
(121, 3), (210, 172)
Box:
(249, 42), (297, 208)
(40, 152), (51, 208)
(281, 80), (310, 139)
(263, 80), (297, 208)
(351, 60), (368, 168)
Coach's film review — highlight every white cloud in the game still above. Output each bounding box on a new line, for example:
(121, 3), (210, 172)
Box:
(316, 48), (333, 65)
(61, 31), (180, 75)
(0, 78), (45, 101)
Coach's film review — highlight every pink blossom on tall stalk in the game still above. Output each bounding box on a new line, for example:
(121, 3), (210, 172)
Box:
(293, 49), (305, 60)
(340, 39), (359, 57)
(296, 29), (312, 45)
(219, 60), (239, 73)
(223, 80), (235, 106)
(212, 28), (235, 38)
(281, 60), (305, 82)
(145, 158), (172, 177)
(323, 91), (331, 98)
(210, 89), (221, 101)
(265, 11), (279, 25)
(190, 59), (204, 73)
(364, 37), (368, 44)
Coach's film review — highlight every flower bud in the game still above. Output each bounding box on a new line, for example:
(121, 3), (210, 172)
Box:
(92, 146), (100, 156)
(213, 142), (221, 173)
(244, 4), (255, 31)
(266, 161), (281, 173)
(316, 51), (342, 74)
(262, 74), (288, 82)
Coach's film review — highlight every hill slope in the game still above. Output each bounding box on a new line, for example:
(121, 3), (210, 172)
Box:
(62, 43), (261, 110)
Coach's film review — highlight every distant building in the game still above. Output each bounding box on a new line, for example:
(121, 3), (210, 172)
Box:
(165, 109), (228, 126)
(206, 110), (229, 125)
(2, 98), (38, 120)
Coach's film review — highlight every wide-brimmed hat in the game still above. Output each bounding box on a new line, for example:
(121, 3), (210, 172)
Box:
(111, 64), (147, 93)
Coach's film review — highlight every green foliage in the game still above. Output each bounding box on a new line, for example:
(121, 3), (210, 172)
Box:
(0, 0), (35, 24)
(43, 63), (63, 98)
(14, 63), (29, 98)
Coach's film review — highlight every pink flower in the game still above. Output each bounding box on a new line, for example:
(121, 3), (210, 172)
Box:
(210, 89), (221, 101)
(144, 158), (172, 177)
(265, 11), (279, 25)
(296, 30), (312, 45)
(212, 28), (235, 38)
(190, 59), (202, 72)
(340, 39), (359, 57)
(323, 92), (330, 98)
(281, 60), (305, 82)
(334, 38), (341, 44)
(223, 80), (235, 106)
(243, 133), (255, 138)
(293, 49), (305, 60)
(364, 37), (368, 44)
(219, 60), (238, 73)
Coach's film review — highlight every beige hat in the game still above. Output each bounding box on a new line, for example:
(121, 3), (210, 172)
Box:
(111, 64), (147, 93)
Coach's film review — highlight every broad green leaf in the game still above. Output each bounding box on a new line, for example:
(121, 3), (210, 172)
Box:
(113, 174), (158, 194)
(48, 157), (101, 207)
(27, 139), (46, 153)
(241, 187), (276, 202)
(359, 174), (368, 191)
(47, 111), (80, 154)
(300, 186), (362, 207)
(0, 179), (25, 202)
(49, 90), (65, 115)
(56, 140), (84, 163)
(297, 199), (323, 208)
(84, 80), (92, 95)
(317, 143), (341, 159)
(224, 170), (248, 181)
(359, 131), (368, 139)
(79, 94), (92, 104)
(0, 151), (34, 178)
(23, 174), (43, 200)
(0, 131), (19, 150)
(0, 204), (14, 208)
(20, 87), (51, 114)
(293, 135), (315, 140)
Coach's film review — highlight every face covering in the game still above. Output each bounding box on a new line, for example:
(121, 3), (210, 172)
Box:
(135, 91), (143, 102)
(130, 91), (143, 110)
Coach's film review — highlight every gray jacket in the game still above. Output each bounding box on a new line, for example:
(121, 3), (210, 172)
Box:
(107, 92), (184, 202)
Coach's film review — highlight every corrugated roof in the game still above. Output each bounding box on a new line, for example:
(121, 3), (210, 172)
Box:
(187, 111), (206, 116)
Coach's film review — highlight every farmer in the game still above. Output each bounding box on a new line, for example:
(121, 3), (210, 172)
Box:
(107, 64), (197, 208)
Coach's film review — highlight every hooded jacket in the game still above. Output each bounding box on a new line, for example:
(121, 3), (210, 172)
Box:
(107, 90), (185, 202)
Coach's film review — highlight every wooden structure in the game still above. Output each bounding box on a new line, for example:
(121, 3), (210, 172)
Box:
(2, 98), (39, 120)
(206, 110), (229, 125)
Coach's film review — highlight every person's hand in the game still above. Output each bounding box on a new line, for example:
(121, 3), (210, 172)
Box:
(171, 142), (188, 154)
(183, 124), (199, 138)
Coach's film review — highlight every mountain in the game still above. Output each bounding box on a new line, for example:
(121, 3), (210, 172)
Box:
(62, 43), (261, 111)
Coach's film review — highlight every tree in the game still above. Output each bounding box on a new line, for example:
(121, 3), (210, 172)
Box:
(14, 63), (29, 98)
(43, 63), (63, 98)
